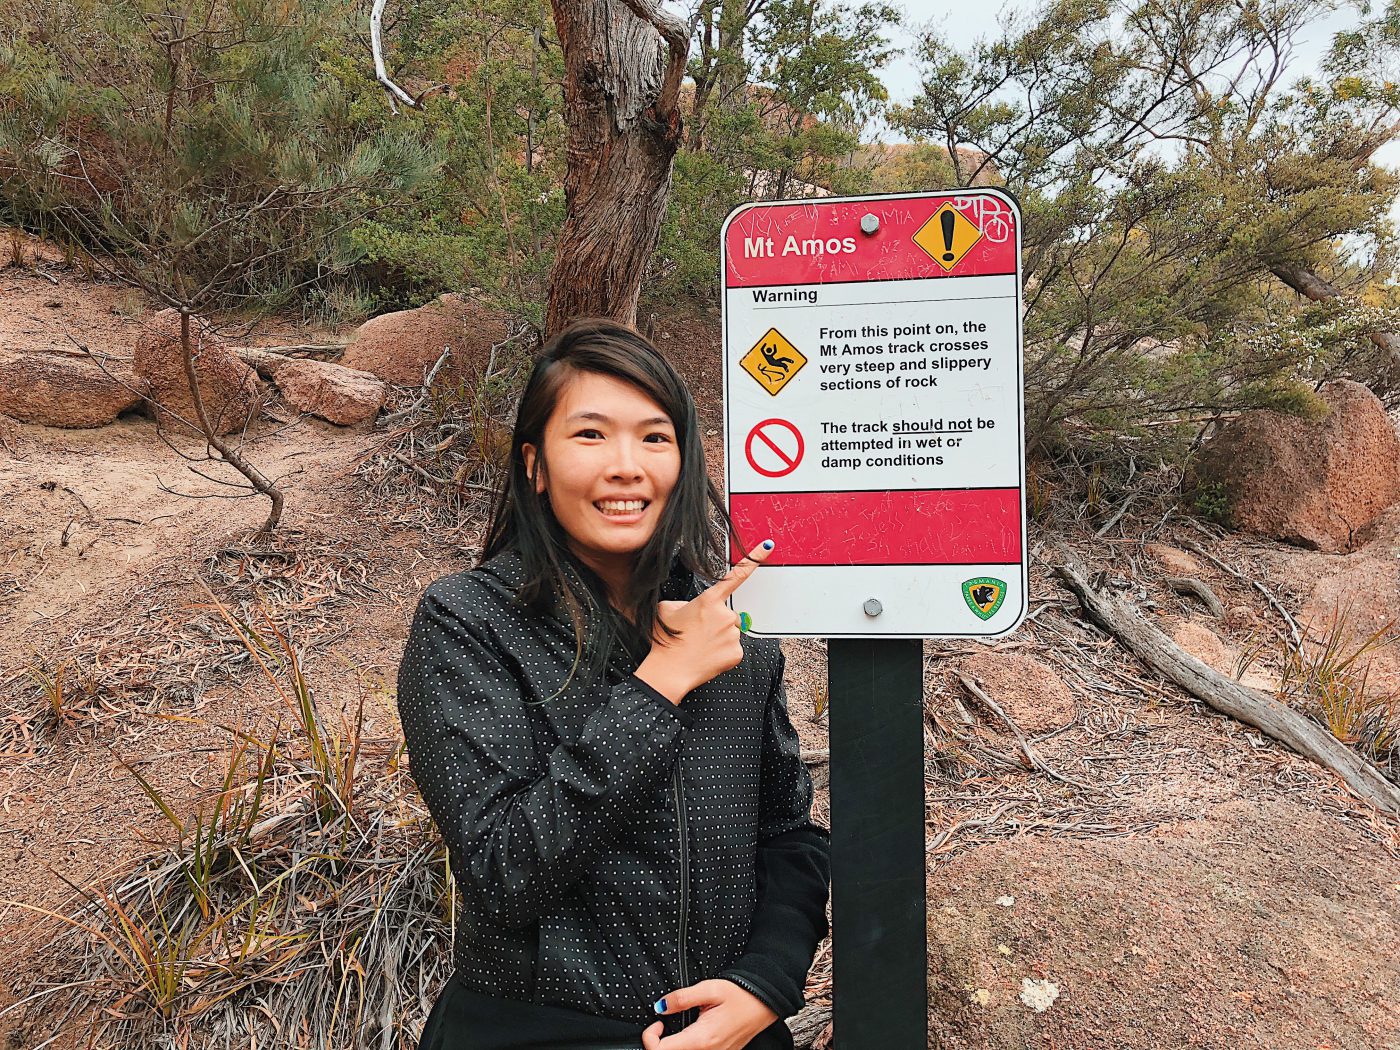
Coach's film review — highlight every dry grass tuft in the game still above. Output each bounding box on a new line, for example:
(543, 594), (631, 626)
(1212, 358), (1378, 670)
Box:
(3, 591), (451, 1047)
(1286, 604), (1398, 766)
(1234, 598), (1400, 775)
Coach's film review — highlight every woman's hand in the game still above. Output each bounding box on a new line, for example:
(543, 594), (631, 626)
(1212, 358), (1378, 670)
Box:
(633, 541), (773, 704)
(641, 978), (779, 1049)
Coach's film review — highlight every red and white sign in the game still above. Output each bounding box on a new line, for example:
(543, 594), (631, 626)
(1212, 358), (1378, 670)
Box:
(721, 190), (1027, 638)
(745, 418), (805, 478)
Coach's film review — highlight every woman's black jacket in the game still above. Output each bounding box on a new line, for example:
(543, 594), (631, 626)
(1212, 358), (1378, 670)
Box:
(396, 548), (831, 1034)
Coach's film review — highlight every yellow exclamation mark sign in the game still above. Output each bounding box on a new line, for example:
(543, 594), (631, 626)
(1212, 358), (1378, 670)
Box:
(913, 203), (985, 272)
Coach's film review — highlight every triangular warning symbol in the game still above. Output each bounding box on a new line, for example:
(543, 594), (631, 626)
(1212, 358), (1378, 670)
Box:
(913, 204), (984, 272)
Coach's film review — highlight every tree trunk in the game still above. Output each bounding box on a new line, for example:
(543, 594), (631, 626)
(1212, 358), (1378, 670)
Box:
(1271, 263), (1400, 372)
(689, 1), (718, 147)
(545, 0), (688, 336)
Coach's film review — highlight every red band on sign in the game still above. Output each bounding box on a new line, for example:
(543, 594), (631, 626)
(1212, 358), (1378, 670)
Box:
(725, 195), (1018, 287)
(728, 488), (1022, 566)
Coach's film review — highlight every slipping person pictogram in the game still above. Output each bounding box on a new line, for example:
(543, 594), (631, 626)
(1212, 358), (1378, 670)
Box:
(757, 340), (794, 384)
(739, 328), (807, 396)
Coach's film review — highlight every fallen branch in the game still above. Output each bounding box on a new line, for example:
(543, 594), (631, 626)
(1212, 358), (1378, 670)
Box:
(926, 800), (1018, 853)
(377, 347), (453, 427)
(1093, 493), (1136, 537)
(1054, 551), (1400, 817)
(1164, 575), (1225, 618)
(232, 342), (346, 358)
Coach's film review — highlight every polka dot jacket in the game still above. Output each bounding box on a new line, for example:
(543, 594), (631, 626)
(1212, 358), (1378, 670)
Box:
(397, 547), (831, 1035)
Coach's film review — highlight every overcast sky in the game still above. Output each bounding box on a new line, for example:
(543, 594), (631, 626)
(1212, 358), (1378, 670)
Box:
(661, 0), (1396, 214)
(882, 0), (1358, 99)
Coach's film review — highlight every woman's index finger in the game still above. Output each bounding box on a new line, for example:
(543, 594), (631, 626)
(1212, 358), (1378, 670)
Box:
(706, 541), (774, 602)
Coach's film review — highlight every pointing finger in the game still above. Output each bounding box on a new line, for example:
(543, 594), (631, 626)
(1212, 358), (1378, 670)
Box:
(706, 540), (774, 602)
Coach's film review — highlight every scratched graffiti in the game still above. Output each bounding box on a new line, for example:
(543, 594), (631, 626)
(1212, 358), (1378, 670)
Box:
(953, 194), (1014, 244)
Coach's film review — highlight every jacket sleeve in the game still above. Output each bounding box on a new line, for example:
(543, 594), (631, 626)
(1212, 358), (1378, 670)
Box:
(396, 578), (692, 930)
(718, 649), (832, 1020)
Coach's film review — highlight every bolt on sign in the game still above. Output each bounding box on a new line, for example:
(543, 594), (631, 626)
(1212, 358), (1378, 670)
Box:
(720, 190), (1027, 638)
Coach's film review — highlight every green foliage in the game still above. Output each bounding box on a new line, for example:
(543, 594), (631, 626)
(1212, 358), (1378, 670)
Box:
(891, 0), (1400, 462)
(1191, 481), (1232, 526)
(352, 0), (566, 316)
(863, 142), (959, 193)
(651, 0), (899, 304)
(0, 0), (439, 309)
(0, 0), (566, 315)
(654, 149), (748, 300)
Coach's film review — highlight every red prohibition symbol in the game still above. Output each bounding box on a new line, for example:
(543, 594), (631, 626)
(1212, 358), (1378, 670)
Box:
(745, 418), (805, 478)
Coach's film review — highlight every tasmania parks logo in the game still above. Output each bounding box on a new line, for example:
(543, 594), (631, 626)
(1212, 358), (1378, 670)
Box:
(962, 577), (1006, 620)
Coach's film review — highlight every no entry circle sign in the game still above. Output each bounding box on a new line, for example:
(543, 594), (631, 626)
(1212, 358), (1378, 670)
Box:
(745, 418), (805, 478)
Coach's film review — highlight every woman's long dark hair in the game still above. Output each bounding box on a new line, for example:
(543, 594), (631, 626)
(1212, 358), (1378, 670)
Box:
(480, 318), (741, 692)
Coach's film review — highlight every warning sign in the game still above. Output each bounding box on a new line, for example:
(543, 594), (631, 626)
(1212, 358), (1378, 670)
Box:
(745, 418), (804, 478)
(720, 189), (1027, 639)
(740, 328), (807, 395)
(912, 203), (984, 272)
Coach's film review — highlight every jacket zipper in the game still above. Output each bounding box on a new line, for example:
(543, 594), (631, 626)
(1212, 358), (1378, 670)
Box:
(672, 754), (693, 1028)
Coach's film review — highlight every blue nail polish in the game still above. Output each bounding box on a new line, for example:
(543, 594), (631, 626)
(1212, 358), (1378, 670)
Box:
(762, 539), (774, 550)
(654, 998), (667, 1014)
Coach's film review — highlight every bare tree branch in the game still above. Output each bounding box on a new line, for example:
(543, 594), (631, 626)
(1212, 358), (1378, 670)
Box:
(615, 0), (690, 117)
(370, 0), (418, 113)
(1271, 263), (1400, 371)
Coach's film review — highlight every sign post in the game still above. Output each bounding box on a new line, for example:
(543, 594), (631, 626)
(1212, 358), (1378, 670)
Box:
(719, 190), (1026, 1047)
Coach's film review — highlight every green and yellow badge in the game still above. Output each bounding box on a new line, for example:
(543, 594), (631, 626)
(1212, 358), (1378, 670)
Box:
(962, 577), (1006, 620)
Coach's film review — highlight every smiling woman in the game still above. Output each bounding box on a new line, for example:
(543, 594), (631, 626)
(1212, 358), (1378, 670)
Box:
(482, 319), (734, 687)
(396, 318), (831, 1050)
(520, 371), (683, 614)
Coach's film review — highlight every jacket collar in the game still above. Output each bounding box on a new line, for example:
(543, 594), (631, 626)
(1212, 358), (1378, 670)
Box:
(478, 546), (703, 626)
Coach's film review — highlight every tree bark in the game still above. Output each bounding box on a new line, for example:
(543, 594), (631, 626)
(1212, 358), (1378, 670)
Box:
(1270, 263), (1400, 372)
(1054, 553), (1400, 818)
(788, 1002), (831, 1049)
(544, 0), (688, 336)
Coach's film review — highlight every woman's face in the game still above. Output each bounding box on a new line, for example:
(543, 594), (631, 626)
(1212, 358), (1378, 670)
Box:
(522, 370), (682, 582)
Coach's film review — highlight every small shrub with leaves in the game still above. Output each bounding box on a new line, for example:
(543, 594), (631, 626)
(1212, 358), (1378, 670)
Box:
(1192, 482), (1233, 527)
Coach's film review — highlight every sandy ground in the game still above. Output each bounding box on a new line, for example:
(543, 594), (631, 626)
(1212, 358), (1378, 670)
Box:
(0, 243), (1397, 1049)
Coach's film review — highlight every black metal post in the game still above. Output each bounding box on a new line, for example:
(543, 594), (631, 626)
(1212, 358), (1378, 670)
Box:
(828, 637), (927, 1049)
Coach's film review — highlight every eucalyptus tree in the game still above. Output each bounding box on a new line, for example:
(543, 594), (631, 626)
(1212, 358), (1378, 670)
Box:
(892, 0), (1400, 458)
